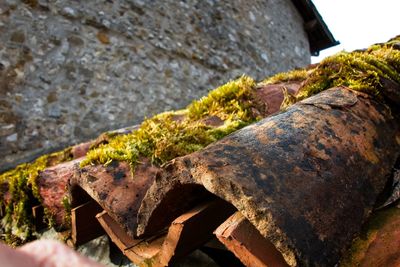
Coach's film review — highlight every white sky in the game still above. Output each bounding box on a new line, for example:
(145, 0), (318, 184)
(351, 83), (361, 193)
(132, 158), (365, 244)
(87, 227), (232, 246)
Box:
(311, 0), (400, 63)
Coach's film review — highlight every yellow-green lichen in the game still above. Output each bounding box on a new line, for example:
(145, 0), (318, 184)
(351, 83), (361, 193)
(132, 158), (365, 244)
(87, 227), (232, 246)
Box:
(0, 148), (72, 245)
(81, 75), (258, 169)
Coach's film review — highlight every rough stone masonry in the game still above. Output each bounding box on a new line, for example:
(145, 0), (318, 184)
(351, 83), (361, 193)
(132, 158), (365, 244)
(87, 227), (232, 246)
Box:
(0, 0), (310, 171)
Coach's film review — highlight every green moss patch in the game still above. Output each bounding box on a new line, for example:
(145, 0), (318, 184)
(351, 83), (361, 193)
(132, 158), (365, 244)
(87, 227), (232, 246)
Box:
(81, 75), (258, 168)
(0, 148), (72, 245)
(262, 69), (309, 85)
(265, 35), (400, 108)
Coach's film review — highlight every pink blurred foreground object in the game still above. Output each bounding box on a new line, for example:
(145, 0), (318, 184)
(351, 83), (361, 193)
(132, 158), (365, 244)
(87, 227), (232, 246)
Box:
(0, 240), (104, 267)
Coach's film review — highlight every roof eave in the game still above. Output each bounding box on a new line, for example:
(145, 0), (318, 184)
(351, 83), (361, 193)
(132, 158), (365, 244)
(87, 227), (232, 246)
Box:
(291, 0), (339, 56)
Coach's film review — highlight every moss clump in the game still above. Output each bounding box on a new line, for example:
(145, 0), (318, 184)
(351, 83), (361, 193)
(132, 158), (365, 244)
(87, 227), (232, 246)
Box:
(264, 36), (400, 108)
(81, 75), (258, 168)
(306, 40), (400, 100)
(0, 148), (72, 245)
(297, 47), (400, 100)
(262, 69), (308, 85)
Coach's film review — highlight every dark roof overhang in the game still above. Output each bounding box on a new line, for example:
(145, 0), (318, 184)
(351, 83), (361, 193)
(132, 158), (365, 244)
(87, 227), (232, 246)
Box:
(291, 0), (340, 56)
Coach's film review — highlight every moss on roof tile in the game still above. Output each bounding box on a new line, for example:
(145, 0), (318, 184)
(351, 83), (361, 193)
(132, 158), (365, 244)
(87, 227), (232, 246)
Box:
(81, 75), (258, 169)
(0, 148), (72, 245)
(1, 35), (400, 246)
(265, 35), (400, 108)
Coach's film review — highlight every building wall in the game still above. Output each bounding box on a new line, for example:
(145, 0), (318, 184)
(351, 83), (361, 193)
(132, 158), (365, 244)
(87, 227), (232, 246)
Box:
(0, 0), (310, 171)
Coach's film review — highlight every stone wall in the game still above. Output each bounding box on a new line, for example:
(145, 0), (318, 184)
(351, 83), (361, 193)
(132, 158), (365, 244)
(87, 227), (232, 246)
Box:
(0, 0), (310, 171)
